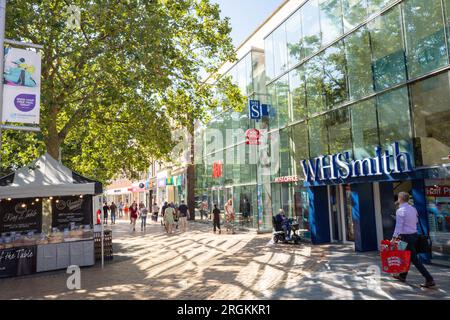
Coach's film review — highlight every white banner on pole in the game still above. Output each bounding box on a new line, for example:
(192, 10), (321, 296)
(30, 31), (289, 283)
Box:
(2, 47), (41, 124)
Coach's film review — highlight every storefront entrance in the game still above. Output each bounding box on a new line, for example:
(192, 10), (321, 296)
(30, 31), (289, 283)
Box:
(328, 185), (354, 243)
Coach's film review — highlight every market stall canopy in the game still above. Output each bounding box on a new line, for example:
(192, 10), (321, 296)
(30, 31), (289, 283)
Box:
(0, 153), (102, 198)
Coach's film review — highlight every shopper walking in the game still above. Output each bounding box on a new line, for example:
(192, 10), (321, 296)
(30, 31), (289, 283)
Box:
(152, 202), (160, 222)
(224, 199), (235, 234)
(118, 201), (124, 218)
(161, 201), (168, 227)
(178, 200), (190, 232)
(140, 205), (149, 231)
(102, 202), (109, 225)
(173, 203), (179, 230)
(130, 201), (137, 224)
(392, 192), (435, 288)
(212, 204), (221, 234)
(164, 204), (175, 234)
(110, 202), (117, 225)
(130, 202), (138, 232)
(124, 201), (129, 220)
(200, 199), (208, 220)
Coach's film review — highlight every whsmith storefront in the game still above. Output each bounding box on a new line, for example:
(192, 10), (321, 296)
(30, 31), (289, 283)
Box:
(195, 0), (450, 264)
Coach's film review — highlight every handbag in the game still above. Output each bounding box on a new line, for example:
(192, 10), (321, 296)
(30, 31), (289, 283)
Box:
(416, 218), (432, 254)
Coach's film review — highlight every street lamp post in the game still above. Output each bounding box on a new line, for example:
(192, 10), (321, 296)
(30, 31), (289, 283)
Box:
(0, 0), (7, 164)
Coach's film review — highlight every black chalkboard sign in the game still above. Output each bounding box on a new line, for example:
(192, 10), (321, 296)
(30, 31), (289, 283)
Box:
(0, 246), (37, 278)
(52, 196), (92, 229)
(0, 199), (42, 234)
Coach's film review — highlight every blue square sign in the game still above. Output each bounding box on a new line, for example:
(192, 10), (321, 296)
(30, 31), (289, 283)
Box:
(249, 100), (261, 120)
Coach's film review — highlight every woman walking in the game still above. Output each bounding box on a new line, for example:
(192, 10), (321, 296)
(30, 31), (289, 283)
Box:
(129, 202), (138, 232)
(139, 205), (149, 231)
(124, 201), (129, 220)
(164, 204), (175, 234)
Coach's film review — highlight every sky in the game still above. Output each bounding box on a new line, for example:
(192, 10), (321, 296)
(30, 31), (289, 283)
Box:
(211, 0), (285, 48)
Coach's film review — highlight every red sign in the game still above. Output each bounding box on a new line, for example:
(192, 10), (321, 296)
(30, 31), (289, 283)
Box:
(212, 161), (223, 178)
(426, 186), (450, 197)
(274, 176), (300, 183)
(128, 187), (145, 192)
(246, 129), (260, 145)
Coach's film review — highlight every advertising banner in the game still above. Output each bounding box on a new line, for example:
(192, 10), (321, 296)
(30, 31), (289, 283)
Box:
(2, 47), (41, 124)
(0, 199), (42, 234)
(52, 196), (92, 229)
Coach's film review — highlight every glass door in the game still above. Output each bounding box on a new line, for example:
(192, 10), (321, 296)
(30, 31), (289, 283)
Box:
(329, 185), (343, 242)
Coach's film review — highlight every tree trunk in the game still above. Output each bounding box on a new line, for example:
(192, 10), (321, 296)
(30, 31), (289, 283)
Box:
(187, 119), (196, 220)
(45, 106), (61, 160)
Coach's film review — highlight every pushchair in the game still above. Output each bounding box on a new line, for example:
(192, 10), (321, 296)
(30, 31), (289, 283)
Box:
(272, 216), (301, 244)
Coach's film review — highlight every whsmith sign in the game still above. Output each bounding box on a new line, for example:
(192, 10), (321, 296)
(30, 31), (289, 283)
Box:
(301, 142), (413, 182)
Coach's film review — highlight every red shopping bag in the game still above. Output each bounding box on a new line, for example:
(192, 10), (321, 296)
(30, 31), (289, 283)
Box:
(380, 240), (411, 274)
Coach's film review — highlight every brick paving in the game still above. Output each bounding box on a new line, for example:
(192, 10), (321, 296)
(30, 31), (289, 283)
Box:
(0, 218), (448, 300)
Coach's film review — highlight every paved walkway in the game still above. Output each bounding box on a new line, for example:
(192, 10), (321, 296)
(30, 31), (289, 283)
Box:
(0, 219), (448, 300)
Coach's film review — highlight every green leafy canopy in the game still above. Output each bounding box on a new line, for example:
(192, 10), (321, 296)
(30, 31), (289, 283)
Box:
(1, 0), (246, 182)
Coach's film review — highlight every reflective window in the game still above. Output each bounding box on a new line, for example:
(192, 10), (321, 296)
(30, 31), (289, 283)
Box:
(289, 65), (307, 122)
(377, 86), (412, 151)
(403, 0), (447, 79)
(237, 58), (247, 95)
(252, 51), (266, 94)
(350, 98), (379, 158)
(273, 23), (288, 77)
(319, 0), (344, 46)
(345, 26), (374, 100)
(245, 54), (253, 95)
(279, 128), (291, 176)
(309, 116), (329, 157)
(326, 108), (352, 155)
(368, 6), (407, 91)
(305, 55), (326, 116)
(267, 84), (277, 131)
(265, 33), (275, 81)
(302, 0), (322, 57)
(286, 10), (303, 68)
(342, 0), (368, 32)
(276, 75), (290, 128)
(411, 71), (450, 166)
(367, 0), (395, 15)
(323, 42), (348, 107)
(291, 122), (309, 176)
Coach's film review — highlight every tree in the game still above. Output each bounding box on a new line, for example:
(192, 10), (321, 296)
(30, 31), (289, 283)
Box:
(1, 0), (244, 182)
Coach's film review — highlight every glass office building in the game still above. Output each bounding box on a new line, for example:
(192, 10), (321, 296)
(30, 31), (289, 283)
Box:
(195, 0), (450, 262)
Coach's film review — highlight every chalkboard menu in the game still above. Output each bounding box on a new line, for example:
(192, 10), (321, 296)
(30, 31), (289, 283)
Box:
(0, 246), (37, 278)
(52, 196), (92, 229)
(0, 199), (42, 234)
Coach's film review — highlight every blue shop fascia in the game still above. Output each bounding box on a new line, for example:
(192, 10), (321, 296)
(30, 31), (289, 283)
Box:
(300, 142), (449, 260)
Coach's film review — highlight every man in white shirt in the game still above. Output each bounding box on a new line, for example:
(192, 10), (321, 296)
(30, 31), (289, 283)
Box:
(392, 192), (435, 288)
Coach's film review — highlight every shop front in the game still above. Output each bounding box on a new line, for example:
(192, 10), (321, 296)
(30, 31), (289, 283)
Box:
(302, 142), (448, 257)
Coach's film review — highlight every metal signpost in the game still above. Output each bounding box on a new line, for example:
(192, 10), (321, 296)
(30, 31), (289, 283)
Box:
(0, 0), (43, 165)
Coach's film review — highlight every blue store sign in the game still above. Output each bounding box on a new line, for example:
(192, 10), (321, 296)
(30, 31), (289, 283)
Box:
(301, 142), (414, 184)
(248, 99), (270, 120)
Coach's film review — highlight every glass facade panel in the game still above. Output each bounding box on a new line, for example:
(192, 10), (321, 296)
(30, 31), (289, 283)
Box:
(302, 0), (322, 57)
(342, 0), (368, 32)
(252, 51), (266, 94)
(289, 65), (307, 122)
(367, 0), (395, 15)
(327, 108), (352, 155)
(277, 75), (290, 128)
(237, 57), (247, 95)
(305, 55), (326, 116)
(286, 10), (303, 68)
(403, 0), (447, 79)
(309, 116), (329, 157)
(291, 122), (309, 177)
(323, 42), (348, 107)
(368, 6), (407, 91)
(411, 71), (450, 166)
(319, 0), (344, 46)
(273, 23), (288, 77)
(279, 128), (291, 177)
(377, 86), (412, 151)
(265, 33), (275, 81)
(245, 53), (254, 95)
(350, 98), (379, 158)
(345, 26), (374, 100)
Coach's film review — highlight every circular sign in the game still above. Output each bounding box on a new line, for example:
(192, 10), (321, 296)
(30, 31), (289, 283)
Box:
(14, 94), (36, 112)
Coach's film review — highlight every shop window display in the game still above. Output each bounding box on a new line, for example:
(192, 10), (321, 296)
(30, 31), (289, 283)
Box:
(425, 179), (450, 266)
